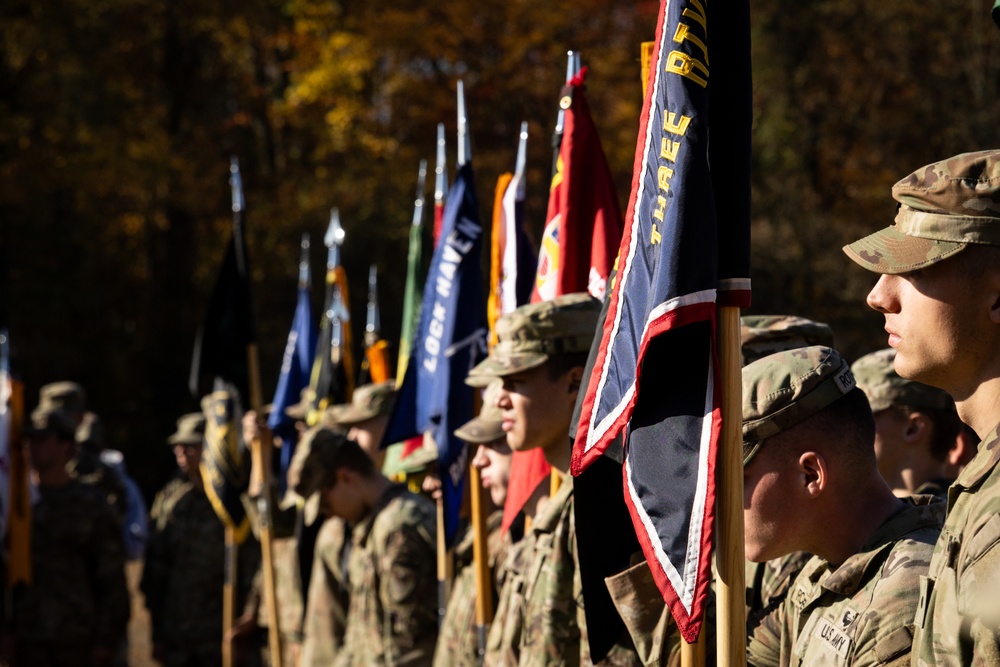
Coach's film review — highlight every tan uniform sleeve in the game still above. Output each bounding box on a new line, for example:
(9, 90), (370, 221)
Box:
(378, 523), (438, 666)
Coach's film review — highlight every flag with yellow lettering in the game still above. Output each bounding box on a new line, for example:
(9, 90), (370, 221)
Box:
(571, 0), (751, 642)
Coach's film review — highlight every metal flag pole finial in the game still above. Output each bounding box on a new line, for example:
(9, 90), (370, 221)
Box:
(413, 159), (428, 228)
(554, 51), (576, 137)
(457, 80), (471, 166)
(230, 157), (245, 214)
(435, 125), (448, 205)
(325, 207), (345, 269)
(366, 264), (380, 342)
(299, 233), (311, 288)
(515, 121), (529, 177)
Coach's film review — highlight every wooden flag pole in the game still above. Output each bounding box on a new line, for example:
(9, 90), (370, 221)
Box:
(436, 497), (453, 628)
(246, 342), (283, 667)
(470, 462), (494, 660)
(715, 306), (746, 666)
(223, 525), (236, 667)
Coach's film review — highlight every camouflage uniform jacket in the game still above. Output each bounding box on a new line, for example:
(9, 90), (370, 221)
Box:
(746, 551), (814, 626)
(912, 423), (1000, 666)
(14, 480), (129, 653)
(485, 477), (641, 667)
(747, 496), (944, 667)
(433, 510), (504, 667)
(301, 517), (351, 666)
(334, 483), (437, 667)
(141, 479), (258, 651)
(69, 446), (128, 520)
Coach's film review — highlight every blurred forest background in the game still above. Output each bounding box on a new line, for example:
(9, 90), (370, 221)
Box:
(1, 0), (998, 500)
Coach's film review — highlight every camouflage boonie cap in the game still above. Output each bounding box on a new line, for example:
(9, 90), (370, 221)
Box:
(740, 315), (836, 366)
(742, 346), (857, 466)
(24, 406), (77, 441)
(281, 427), (347, 525)
(327, 381), (396, 426)
(76, 411), (105, 448)
(844, 150), (1000, 274)
(39, 381), (86, 412)
(284, 387), (315, 421)
(851, 348), (955, 413)
(468, 293), (599, 381)
(454, 380), (505, 444)
(167, 412), (207, 446)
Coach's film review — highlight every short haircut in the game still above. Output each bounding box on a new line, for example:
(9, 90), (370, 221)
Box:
(766, 387), (877, 474)
(322, 438), (377, 486)
(890, 404), (962, 463)
(544, 351), (590, 381)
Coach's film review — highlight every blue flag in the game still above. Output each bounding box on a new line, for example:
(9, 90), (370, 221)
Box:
(383, 162), (487, 543)
(571, 0), (751, 642)
(268, 283), (317, 488)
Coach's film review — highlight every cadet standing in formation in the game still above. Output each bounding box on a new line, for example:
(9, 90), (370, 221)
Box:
(15, 405), (129, 667)
(845, 149), (1000, 665)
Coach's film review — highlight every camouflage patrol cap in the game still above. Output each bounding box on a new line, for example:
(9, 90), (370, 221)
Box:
(284, 387), (315, 421)
(167, 412), (207, 446)
(467, 293), (600, 381)
(24, 406), (77, 441)
(39, 381), (87, 413)
(327, 381), (396, 426)
(76, 411), (105, 449)
(742, 346), (857, 466)
(454, 380), (505, 444)
(851, 348), (955, 413)
(397, 431), (439, 474)
(282, 427), (348, 525)
(844, 150), (1000, 274)
(740, 315), (836, 366)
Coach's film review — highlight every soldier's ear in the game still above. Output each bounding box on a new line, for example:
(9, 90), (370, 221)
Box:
(798, 451), (826, 498)
(566, 366), (584, 395)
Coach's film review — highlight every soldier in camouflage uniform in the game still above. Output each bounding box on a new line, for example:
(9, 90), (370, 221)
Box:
(606, 315), (835, 663)
(287, 427), (437, 666)
(742, 346), (944, 666)
(433, 380), (510, 666)
(16, 405), (129, 667)
(467, 293), (640, 667)
(844, 149), (1000, 665)
(38, 381), (127, 520)
(741, 315), (836, 624)
(286, 382), (398, 666)
(852, 348), (962, 499)
(141, 411), (258, 667)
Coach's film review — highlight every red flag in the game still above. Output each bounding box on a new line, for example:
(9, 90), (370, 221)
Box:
(503, 68), (624, 534)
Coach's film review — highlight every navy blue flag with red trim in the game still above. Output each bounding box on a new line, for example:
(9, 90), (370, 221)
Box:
(570, 0), (751, 642)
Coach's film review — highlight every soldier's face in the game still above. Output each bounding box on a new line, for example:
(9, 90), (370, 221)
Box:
(472, 438), (512, 507)
(871, 408), (909, 485)
(743, 443), (802, 562)
(347, 416), (388, 469)
(866, 257), (992, 394)
(28, 433), (72, 472)
(174, 443), (202, 476)
(319, 470), (366, 523)
(498, 364), (579, 455)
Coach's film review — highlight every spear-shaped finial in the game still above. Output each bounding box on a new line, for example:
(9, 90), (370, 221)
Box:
(0, 328), (9, 376)
(554, 51), (576, 137)
(365, 265), (380, 347)
(329, 284), (345, 364)
(457, 80), (471, 166)
(435, 125), (448, 206)
(413, 159), (428, 228)
(230, 157), (245, 213)
(324, 208), (345, 269)
(298, 233), (311, 288)
(515, 121), (529, 177)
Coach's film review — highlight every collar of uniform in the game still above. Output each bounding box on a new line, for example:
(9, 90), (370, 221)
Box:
(352, 482), (408, 546)
(820, 496), (944, 596)
(952, 422), (1000, 493)
(530, 476), (574, 534)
